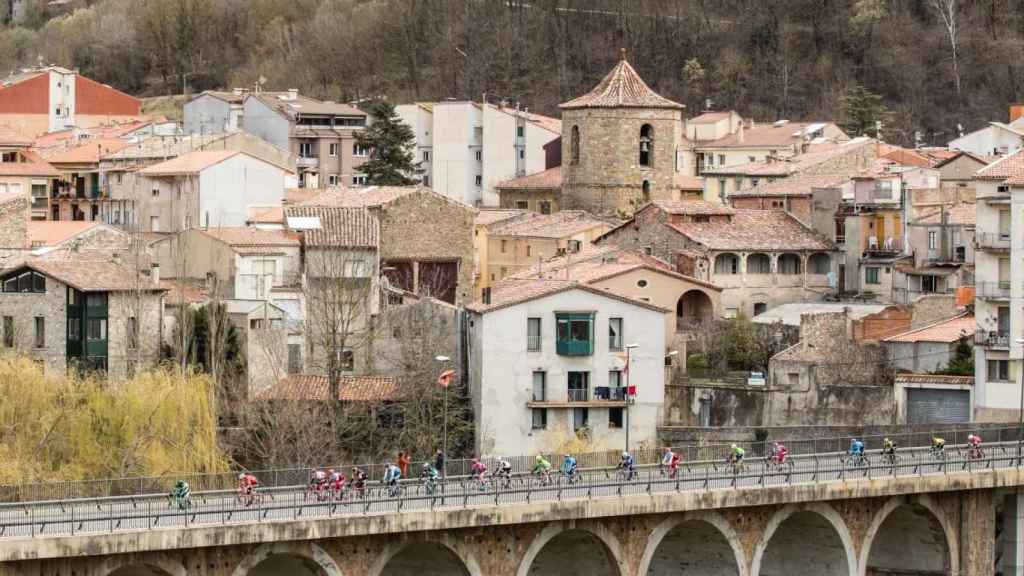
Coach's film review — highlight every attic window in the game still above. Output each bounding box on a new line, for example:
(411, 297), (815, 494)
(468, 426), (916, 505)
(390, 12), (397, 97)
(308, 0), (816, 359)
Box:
(2, 271), (46, 293)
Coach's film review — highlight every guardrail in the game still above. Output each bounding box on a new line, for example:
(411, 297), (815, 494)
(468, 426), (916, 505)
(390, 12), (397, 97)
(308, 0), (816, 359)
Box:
(0, 427), (1021, 539)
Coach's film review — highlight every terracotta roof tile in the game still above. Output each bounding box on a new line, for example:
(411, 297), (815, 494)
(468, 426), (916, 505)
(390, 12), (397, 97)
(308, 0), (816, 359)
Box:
(247, 206), (285, 225)
(161, 279), (210, 306)
(487, 210), (612, 239)
(675, 175), (703, 190)
(138, 149), (240, 176)
(250, 93), (366, 119)
(560, 56), (683, 110)
(687, 111), (732, 124)
(285, 205), (378, 248)
(300, 184), (474, 212)
(11, 253), (165, 292)
(706, 138), (873, 177)
(41, 138), (133, 164)
(730, 172), (852, 198)
(978, 149), (1024, 184)
(652, 200), (735, 215)
(475, 208), (528, 227)
(0, 126), (31, 147)
(257, 374), (404, 402)
(468, 277), (669, 314)
(668, 210), (833, 251)
(27, 221), (101, 247)
(883, 314), (975, 343)
(496, 166), (561, 190)
(200, 227), (299, 254)
(701, 122), (846, 148)
(0, 159), (59, 177)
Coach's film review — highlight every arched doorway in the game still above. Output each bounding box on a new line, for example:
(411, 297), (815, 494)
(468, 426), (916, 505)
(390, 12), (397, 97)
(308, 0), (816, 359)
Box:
(639, 515), (746, 576)
(861, 499), (955, 575)
(520, 527), (622, 576)
(374, 542), (473, 576)
(752, 505), (855, 576)
(808, 252), (831, 275)
(677, 289), (713, 330)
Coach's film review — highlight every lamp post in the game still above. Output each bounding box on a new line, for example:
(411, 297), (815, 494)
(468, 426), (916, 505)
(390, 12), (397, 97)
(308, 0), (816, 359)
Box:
(435, 355), (452, 479)
(624, 343), (639, 454)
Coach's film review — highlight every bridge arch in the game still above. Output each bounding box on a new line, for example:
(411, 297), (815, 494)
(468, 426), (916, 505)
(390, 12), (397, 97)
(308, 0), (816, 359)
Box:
(100, 557), (187, 576)
(369, 536), (481, 576)
(517, 522), (625, 576)
(637, 511), (748, 576)
(859, 495), (958, 576)
(231, 542), (342, 576)
(751, 503), (856, 576)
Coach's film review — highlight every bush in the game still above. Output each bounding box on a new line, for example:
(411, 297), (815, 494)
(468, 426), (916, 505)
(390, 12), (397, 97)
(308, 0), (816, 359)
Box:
(686, 353), (709, 372)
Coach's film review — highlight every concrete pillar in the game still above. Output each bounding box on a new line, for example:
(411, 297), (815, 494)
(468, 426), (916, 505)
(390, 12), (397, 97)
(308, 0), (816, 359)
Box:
(1002, 492), (1024, 576)
(958, 490), (995, 576)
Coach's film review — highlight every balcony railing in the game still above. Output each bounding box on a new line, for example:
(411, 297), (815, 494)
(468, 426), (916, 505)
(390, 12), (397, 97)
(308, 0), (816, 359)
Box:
(976, 331), (1009, 349)
(556, 339), (593, 356)
(296, 156), (319, 168)
(864, 237), (903, 254)
(975, 232), (1011, 251)
(976, 281), (1011, 300)
(567, 388), (589, 402)
(527, 335), (541, 352)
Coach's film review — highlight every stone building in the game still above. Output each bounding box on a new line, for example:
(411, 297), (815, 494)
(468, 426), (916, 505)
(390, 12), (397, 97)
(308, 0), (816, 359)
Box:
(597, 200), (836, 318)
(559, 51), (685, 217)
(0, 252), (165, 379)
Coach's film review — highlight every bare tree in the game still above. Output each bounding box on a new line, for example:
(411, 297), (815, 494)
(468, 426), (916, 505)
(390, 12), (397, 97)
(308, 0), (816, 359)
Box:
(928, 0), (962, 111)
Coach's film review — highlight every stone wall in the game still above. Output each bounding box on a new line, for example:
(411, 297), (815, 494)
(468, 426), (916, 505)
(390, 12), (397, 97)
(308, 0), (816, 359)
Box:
(561, 107), (681, 217)
(0, 193), (27, 249)
(497, 188), (561, 214)
(0, 274), (67, 374)
(106, 290), (163, 380)
(658, 420), (1019, 446)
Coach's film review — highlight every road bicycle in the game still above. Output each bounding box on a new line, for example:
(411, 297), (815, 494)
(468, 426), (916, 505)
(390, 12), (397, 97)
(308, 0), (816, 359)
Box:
(764, 455), (794, 474)
(844, 453), (870, 468)
(967, 445), (985, 460)
(167, 492), (191, 511)
(303, 482), (330, 503)
(881, 450), (900, 466)
(235, 487), (267, 507)
(929, 446), (947, 462)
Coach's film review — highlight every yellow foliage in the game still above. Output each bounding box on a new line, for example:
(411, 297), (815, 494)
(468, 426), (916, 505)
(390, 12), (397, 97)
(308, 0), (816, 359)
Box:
(0, 355), (228, 484)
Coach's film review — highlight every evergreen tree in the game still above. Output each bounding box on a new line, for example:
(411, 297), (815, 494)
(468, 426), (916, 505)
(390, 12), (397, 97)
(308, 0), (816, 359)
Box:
(838, 85), (891, 138)
(935, 335), (974, 376)
(354, 101), (422, 186)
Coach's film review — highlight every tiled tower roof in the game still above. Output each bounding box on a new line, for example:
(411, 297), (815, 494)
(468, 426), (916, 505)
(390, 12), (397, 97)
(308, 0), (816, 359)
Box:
(560, 50), (684, 110)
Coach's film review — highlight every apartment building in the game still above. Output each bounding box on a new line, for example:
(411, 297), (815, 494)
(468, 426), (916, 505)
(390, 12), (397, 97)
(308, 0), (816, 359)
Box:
(0, 66), (142, 135)
(972, 150), (1024, 421)
(42, 138), (131, 221)
(948, 106), (1024, 157)
(242, 90), (367, 189)
(395, 101), (561, 207)
(467, 279), (667, 457)
(183, 90), (246, 135)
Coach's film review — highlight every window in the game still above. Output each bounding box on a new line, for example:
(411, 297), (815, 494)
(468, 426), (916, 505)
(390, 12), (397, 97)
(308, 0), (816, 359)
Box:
(151, 188), (159, 197)
(150, 216), (160, 232)
(327, 174), (338, 186)
(609, 407), (624, 428)
(475, 175), (482, 187)
(68, 318), (81, 342)
(2, 271), (46, 293)
(352, 174), (368, 185)
(714, 253), (739, 275)
(288, 344), (301, 374)
(747, 253), (771, 274)
(988, 359), (1010, 382)
(515, 200), (528, 209)
(475, 150), (482, 162)
(608, 318), (623, 350)
(423, 150), (431, 162)
(526, 245), (532, 257)
(127, 317), (137, 350)
(299, 141), (314, 158)
(329, 143), (339, 157)
(568, 239), (581, 253)
(928, 230), (937, 250)
(115, 172), (123, 185)
(517, 125), (525, 138)
(539, 201), (551, 215)
(570, 125), (580, 165)
(777, 253), (802, 275)
(422, 175), (430, 187)
(748, 156), (756, 162)
(343, 259), (365, 277)
(527, 317), (541, 351)
(639, 124), (653, 167)
(2, 316), (11, 347)
(572, 407), (588, 431)
(865, 267), (880, 285)
(353, 144), (370, 157)
(557, 314), (593, 356)
(642, 180), (651, 202)
(718, 154), (726, 165)
(609, 370), (622, 390)
(337, 348), (354, 371)
(835, 219), (846, 242)
(754, 302), (767, 316)
(788, 372), (800, 386)
(532, 371), (546, 401)
(86, 319), (107, 341)
(724, 308), (738, 319)
(532, 408), (547, 429)
(500, 239), (507, 253)
(637, 279), (648, 288)
(33, 317), (44, 348)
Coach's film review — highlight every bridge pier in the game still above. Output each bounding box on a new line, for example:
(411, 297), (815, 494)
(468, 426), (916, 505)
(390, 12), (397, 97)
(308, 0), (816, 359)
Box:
(1002, 492), (1024, 576)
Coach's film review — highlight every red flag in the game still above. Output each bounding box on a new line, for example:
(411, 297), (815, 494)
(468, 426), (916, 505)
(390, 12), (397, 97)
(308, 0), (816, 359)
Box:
(627, 385), (637, 397)
(437, 369), (455, 388)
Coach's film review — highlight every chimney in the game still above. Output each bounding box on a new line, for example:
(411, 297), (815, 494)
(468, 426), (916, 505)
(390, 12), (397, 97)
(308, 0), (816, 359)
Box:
(287, 88), (299, 101)
(150, 263), (160, 284)
(1011, 104), (1024, 124)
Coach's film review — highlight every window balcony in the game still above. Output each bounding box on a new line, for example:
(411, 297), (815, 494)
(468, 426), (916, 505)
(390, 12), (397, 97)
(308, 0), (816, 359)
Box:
(556, 312), (593, 356)
(556, 339), (593, 356)
(567, 388), (589, 402)
(976, 331), (1009, 349)
(975, 232), (1010, 251)
(976, 281), (1011, 300)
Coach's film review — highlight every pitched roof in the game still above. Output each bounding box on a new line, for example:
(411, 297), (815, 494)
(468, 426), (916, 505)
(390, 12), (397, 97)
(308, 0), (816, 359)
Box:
(487, 210), (612, 239)
(729, 172), (852, 198)
(199, 227), (299, 255)
(13, 254), (165, 292)
(41, 138), (133, 164)
(676, 175), (703, 190)
(882, 314), (975, 343)
(27, 221), (102, 247)
(652, 200), (735, 215)
(247, 206), (285, 225)
(194, 90), (245, 104)
(687, 111), (733, 124)
(0, 126), (31, 147)
(475, 208), (528, 227)
(138, 149), (240, 176)
(705, 138), (874, 177)
(977, 149), (1024, 184)
(257, 374), (404, 402)
(103, 134), (228, 161)
(161, 279), (210, 306)
(0, 158), (60, 177)
(285, 205), (378, 248)
(880, 146), (934, 168)
(467, 278), (670, 314)
(893, 374), (973, 386)
(700, 122), (846, 149)
(300, 185), (473, 212)
(668, 210), (833, 251)
(560, 56), (683, 110)
(249, 92), (365, 119)
(496, 166), (561, 190)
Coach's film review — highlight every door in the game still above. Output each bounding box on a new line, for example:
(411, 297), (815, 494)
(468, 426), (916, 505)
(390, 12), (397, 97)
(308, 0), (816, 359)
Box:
(875, 216), (885, 242)
(906, 389), (970, 424)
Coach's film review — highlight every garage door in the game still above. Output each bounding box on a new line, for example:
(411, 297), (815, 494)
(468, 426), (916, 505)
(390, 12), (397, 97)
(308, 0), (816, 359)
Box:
(907, 389), (970, 424)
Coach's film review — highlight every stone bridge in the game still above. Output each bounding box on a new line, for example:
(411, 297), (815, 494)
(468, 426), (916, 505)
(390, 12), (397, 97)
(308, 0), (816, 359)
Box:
(1, 468), (1022, 576)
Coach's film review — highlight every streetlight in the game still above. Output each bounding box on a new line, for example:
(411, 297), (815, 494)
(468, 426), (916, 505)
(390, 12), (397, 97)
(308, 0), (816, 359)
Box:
(625, 343), (640, 454)
(435, 355), (452, 479)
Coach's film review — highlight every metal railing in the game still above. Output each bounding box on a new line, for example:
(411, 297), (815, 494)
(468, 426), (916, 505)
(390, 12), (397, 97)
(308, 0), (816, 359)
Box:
(567, 388), (589, 402)
(976, 281), (1011, 300)
(1, 426), (1022, 540)
(975, 331), (1009, 349)
(975, 232), (1011, 250)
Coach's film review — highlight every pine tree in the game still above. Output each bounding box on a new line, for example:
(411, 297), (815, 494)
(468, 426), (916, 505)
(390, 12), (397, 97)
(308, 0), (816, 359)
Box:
(838, 85), (891, 138)
(354, 101), (422, 186)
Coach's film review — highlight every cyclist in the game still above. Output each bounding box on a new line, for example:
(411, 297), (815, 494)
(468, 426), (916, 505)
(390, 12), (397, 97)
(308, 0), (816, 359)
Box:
(770, 442), (788, 466)
(533, 454), (552, 484)
(383, 462), (402, 496)
(170, 480), (190, 510)
(664, 448), (681, 478)
(617, 451), (636, 481)
(351, 466), (367, 498)
(309, 468), (328, 498)
(494, 457), (513, 488)
(421, 462), (440, 494)
(931, 436), (946, 458)
(660, 447), (675, 476)
(327, 468), (346, 497)
(471, 458), (489, 490)
(849, 438), (865, 465)
(561, 454), (578, 483)
(882, 437), (897, 464)
(728, 444), (745, 468)
(968, 434), (984, 459)
(238, 472), (259, 506)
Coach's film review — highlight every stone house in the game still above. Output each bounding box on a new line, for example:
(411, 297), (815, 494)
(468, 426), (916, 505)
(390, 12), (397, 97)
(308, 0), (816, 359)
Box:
(597, 200), (836, 318)
(467, 278), (668, 457)
(183, 90), (246, 135)
(481, 210), (613, 287)
(559, 52), (686, 216)
(473, 208), (529, 299)
(496, 166), (561, 214)
(0, 253), (165, 379)
(299, 186), (476, 305)
(900, 202), (975, 303)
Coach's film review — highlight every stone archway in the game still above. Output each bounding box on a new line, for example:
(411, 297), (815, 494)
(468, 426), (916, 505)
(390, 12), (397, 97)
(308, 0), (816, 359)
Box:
(517, 523), (625, 576)
(369, 537), (481, 576)
(231, 542), (342, 576)
(101, 557), (187, 576)
(859, 496), (958, 576)
(751, 503), (856, 576)
(677, 289), (713, 329)
(638, 512), (748, 576)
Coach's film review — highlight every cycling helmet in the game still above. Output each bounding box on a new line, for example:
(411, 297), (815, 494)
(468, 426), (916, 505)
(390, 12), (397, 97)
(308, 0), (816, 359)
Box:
(622, 451), (629, 458)
(422, 462), (430, 469)
(238, 473), (245, 480)
(730, 444), (737, 449)
(535, 454), (543, 461)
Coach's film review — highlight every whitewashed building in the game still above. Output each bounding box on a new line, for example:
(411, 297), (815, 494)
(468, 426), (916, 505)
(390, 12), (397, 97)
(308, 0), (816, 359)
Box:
(395, 101), (560, 207)
(467, 279), (668, 457)
(949, 108), (1024, 157)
